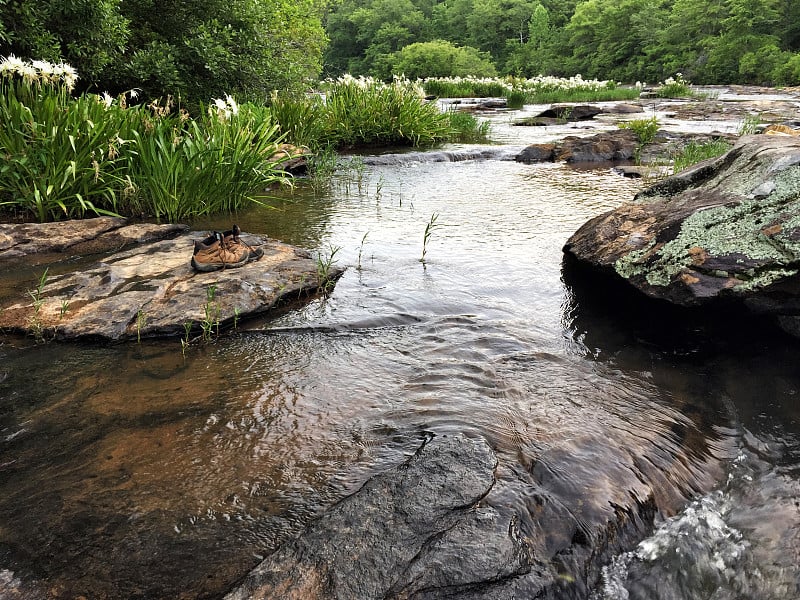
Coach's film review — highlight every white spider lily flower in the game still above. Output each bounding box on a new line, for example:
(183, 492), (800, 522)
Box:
(100, 92), (114, 108)
(2, 55), (25, 75)
(225, 94), (239, 115)
(20, 64), (37, 82)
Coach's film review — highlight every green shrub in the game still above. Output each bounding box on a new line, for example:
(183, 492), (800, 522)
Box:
(391, 40), (497, 79)
(618, 116), (660, 145)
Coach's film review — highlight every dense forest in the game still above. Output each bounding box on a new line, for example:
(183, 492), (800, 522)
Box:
(1, 0), (799, 107)
(324, 0), (800, 86)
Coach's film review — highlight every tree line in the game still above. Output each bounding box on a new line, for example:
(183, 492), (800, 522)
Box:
(0, 0), (326, 108)
(324, 0), (800, 86)
(1, 0), (798, 109)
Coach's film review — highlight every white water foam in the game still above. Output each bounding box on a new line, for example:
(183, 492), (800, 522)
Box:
(592, 451), (751, 600)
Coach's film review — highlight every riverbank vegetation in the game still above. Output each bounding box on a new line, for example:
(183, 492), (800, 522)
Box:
(421, 75), (641, 104)
(0, 59), (486, 222)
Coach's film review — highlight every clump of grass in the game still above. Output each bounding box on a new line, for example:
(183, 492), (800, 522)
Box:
(505, 88), (526, 109)
(0, 58), (136, 222)
(201, 284), (220, 342)
(421, 74), (639, 103)
(739, 113), (762, 136)
(357, 231), (369, 271)
(268, 91), (326, 150)
(446, 110), (490, 142)
(0, 56), (294, 223)
(672, 139), (732, 173)
(619, 116), (660, 145)
(136, 309), (147, 343)
(423, 77), (510, 98)
(127, 97), (290, 222)
(316, 244), (341, 293)
(27, 268), (49, 342)
(320, 75), (451, 148)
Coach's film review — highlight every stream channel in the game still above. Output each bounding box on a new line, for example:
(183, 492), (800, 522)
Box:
(1, 94), (799, 599)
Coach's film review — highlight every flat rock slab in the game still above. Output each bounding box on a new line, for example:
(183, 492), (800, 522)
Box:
(0, 216), (188, 260)
(0, 227), (343, 341)
(225, 434), (545, 600)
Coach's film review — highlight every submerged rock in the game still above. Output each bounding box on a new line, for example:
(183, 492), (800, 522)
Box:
(563, 135), (800, 337)
(0, 223), (344, 341)
(226, 423), (731, 600)
(224, 434), (532, 600)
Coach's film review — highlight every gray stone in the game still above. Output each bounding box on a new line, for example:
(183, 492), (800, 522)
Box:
(224, 435), (544, 600)
(516, 130), (639, 164)
(563, 135), (800, 337)
(606, 103), (646, 114)
(515, 143), (556, 163)
(0, 227), (344, 341)
(0, 217), (187, 260)
(558, 129), (639, 163)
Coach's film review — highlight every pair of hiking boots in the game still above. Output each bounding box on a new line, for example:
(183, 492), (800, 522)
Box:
(191, 225), (264, 272)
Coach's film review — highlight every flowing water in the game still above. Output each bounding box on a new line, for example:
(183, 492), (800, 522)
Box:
(1, 102), (799, 599)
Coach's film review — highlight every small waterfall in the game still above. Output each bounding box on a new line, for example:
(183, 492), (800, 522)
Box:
(361, 146), (523, 165)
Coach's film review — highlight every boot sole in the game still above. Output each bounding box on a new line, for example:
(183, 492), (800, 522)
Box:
(191, 256), (249, 272)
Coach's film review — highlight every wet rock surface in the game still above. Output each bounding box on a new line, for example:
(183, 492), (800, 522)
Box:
(224, 423), (729, 600)
(225, 435), (561, 600)
(563, 135), (800, 337)
(0, 219), (343, 341)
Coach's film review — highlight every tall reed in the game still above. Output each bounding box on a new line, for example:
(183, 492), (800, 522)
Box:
(128, 97), (288, 222)
(0, 57), (134, 221)
(0, 57), (292, 223)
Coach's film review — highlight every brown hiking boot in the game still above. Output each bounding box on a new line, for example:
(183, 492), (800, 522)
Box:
(191, 231), (249, 272)
(222, 224), (264, 263)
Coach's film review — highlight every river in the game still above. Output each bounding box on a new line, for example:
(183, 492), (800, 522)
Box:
(1, 95), (799, 598)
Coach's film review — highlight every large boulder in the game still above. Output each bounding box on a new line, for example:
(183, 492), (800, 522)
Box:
(514, 104), (604, 126)
(563, 135), (800, 337)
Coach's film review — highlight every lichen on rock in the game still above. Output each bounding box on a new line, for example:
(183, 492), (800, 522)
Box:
(564, 135), (800, 337)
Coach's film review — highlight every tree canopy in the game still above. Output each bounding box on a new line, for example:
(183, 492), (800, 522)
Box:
(0, 0), (327, 106)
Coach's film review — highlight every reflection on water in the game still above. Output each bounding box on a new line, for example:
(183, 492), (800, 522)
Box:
(2, 118), (800, 598)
